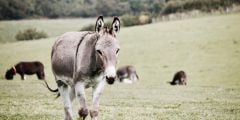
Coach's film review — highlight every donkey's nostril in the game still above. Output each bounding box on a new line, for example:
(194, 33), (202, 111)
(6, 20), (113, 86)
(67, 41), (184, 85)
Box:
(106, 76), (115, 85)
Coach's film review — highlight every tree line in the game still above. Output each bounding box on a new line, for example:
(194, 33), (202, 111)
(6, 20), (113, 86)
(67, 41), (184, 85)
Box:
(0, 0), (239, 20)
(0, 0), (165, 20)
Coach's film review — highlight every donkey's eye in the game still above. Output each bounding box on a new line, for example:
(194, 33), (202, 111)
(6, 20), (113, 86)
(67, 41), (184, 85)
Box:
(116, 49), (120, 54)
(97, 50), (103, 56)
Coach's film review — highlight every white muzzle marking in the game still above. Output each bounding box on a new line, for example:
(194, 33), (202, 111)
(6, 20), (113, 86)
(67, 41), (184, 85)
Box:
(105, 66), (116, 78)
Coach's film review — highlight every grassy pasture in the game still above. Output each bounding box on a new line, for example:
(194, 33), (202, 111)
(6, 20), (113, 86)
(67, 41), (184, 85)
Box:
(0, 13), (240, 120)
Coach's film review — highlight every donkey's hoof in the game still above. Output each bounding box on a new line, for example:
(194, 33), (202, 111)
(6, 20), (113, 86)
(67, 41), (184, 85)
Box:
(78, 108), (88, 119)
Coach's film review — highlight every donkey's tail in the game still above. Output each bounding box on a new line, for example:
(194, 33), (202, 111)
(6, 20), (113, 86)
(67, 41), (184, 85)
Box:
(43, 80), (58, 92)
(43, 80), (60, 98)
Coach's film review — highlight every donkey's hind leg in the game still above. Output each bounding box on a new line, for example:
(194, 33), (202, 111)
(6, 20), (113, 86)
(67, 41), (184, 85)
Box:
(57, 80), (73, 120)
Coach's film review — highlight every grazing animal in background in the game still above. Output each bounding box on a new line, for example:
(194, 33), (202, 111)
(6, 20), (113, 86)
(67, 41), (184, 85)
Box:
(5, 61), (45, 80)
(170, 70), (187, 85)
(117, 65), (139, 84)
(45, 16), (121, 120)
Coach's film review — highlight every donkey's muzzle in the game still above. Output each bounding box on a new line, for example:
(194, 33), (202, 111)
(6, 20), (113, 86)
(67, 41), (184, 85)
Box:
(5, 75), (13, 80)
(106, 76), (115, 85)
(105, 66), (116, 85)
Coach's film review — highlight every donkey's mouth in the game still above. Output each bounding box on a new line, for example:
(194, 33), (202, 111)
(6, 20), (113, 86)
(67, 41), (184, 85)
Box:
(6, 78), (13, 80)
(106, 77), (115, 85)
(107, 80), (114, 84)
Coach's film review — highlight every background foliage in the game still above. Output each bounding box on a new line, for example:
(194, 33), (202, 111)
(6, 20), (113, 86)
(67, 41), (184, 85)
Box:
(1, 0), (239, 20)
(15, 28), (48, 41)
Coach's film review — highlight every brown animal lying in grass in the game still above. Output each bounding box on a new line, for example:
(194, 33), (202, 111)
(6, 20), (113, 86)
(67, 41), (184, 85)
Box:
(5, 61), (45, 80)
(169, 70), (187, 85)
(117, 65), (139, 84)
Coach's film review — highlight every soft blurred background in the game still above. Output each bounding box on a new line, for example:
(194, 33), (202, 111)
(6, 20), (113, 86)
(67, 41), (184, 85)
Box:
(0, 0), (240, 119)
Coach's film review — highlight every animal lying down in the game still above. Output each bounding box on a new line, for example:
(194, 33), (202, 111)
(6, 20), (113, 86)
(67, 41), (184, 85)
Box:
(169, 70), (187, 85)
(5, 61), (45, 80)
(117, 65), (139, 84)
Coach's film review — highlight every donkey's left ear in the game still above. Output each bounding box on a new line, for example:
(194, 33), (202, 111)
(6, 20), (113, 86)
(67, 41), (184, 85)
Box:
(111, 17), (120, 36)
(95, 16), (104, 33)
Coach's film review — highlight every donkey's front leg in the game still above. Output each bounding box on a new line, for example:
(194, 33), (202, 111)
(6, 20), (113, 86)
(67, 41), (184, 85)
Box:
(20, 74), (25, 80)
(75, 82), (88, 120)
(91, 81), (106, 120)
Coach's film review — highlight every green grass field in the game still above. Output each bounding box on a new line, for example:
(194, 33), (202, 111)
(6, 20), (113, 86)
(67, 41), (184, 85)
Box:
(0, 13), (240, 120)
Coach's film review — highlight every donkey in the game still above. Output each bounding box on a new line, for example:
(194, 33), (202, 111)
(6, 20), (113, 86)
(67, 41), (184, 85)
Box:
(5, 61), (45, 80)
(117, 65), (139, 84)
(169, 70), (187, 85)
(46, 16), (121, 120)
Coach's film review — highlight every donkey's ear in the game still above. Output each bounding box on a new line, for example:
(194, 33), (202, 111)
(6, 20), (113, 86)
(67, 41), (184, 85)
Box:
(111, 17), (120, 36)
(95, 16), (104, 33)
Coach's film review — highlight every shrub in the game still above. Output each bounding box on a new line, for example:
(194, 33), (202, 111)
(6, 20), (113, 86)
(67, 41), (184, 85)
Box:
(121, 14), (152, 27)
(15, 28), (48, 41)
(121, 14), (140, 27)
(80, 24), (95, 31)
(80, 21), (112, 31)
(139, 14), (152, 25)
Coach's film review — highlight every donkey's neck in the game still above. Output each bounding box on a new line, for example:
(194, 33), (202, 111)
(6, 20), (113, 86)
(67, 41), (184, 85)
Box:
(89, 34), (104, 77)
(91, 54), (104, 77)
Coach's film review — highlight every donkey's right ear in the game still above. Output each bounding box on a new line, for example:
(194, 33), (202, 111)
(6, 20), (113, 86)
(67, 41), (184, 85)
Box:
(95, 16), (104, 33)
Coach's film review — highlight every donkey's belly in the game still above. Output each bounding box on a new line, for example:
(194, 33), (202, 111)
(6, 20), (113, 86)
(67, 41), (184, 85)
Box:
(52, 50), (75, 86)
(52, 54), (74, 78)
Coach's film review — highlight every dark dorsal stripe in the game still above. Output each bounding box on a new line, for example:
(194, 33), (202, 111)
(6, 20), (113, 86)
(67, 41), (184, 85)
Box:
(74, 32), (94, 73)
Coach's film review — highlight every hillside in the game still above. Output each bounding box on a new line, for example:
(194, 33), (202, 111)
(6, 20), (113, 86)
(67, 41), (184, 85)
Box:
(0, 13), (240, 119)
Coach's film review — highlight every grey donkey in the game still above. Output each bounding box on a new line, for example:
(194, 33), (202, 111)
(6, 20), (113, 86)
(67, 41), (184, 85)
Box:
(45, 16), (121, 120)
(117, 65), (139, 84)
(169, 70), (187, 85)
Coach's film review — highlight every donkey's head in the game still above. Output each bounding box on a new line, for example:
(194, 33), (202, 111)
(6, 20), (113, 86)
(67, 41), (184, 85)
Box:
(95, 16), (120, 85)
(5, 67), (16, 80)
